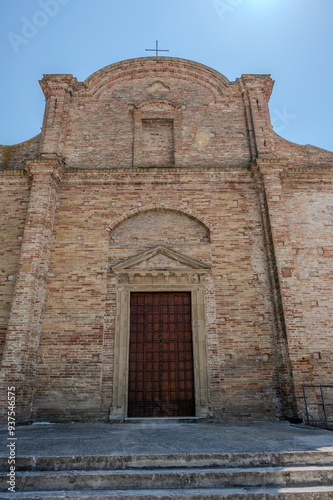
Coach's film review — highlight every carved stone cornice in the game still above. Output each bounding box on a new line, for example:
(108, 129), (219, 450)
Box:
(117, 271), (205, 286)
(111, 246), (210, 286)
(111, 245), (210, 273)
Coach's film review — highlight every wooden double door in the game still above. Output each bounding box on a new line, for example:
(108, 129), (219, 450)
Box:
(128, 292), (195, 417)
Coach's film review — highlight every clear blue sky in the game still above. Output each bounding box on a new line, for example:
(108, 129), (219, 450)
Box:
(1, 0), (332, 151)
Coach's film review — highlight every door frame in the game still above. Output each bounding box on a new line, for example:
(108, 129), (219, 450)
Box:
(109, 278), (210, 421)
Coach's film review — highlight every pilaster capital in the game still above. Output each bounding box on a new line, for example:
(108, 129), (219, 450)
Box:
(39, 74), (78, 99)
(239, 74), (275, 101)
(251, 158), (290, 176)
(25, 157), (65, 184)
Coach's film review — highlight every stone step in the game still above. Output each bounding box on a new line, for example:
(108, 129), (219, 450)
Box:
(1, 465), (333, 492)
(1, 451), (332, 472)
(124, 417), (201, 424)
(1, 485), (333, 499)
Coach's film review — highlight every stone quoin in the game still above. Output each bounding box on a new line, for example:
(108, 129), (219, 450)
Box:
(0, 57), (332, 423)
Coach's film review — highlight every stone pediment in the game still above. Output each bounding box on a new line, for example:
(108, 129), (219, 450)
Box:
(111, 245), (210, 273)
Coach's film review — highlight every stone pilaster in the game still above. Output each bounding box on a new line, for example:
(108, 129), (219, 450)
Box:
(252, 158), (314, 420)
(0, 158), (64, 422)
(39, 74), (78, 156)
(239, 74), (276, 159)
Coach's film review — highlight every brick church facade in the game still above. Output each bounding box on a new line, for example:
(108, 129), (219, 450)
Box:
(0, 57), (332, 423)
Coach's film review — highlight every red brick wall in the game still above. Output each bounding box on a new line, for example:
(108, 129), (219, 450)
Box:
(1, 57), (333, 423)
(273, 132), (333, 169)
(0, 135), (41, 170)
(0, 172), (29, 359)
(283, 179), (333, 383)
(32, 168), (280, 421)
(60, 59), (251, 169)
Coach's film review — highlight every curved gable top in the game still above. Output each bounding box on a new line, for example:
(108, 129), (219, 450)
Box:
(83, 57), (231, 99)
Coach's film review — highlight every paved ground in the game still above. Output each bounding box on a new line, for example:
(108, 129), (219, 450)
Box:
(1, 421), (333, 457)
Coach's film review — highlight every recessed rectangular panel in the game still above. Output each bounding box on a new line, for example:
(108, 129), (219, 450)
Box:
(141, 119), (174, 166)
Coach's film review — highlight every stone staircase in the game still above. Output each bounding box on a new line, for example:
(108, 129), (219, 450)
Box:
(1, 451), (333, 499)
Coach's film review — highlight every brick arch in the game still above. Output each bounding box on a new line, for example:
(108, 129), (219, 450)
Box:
(106, 204), (212, 237)
(136, 100), (181, 111)
(83, 57), (230, 100)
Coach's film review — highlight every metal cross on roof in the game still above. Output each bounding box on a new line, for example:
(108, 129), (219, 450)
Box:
(145, 40), (169, 57)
